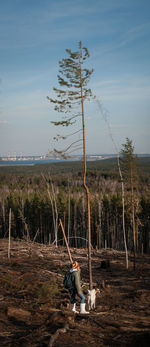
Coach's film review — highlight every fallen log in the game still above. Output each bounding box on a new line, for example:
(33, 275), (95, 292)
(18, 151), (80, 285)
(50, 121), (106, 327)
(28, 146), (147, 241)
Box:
(7, 307), (31, 324)
(48, 323), (69, 347)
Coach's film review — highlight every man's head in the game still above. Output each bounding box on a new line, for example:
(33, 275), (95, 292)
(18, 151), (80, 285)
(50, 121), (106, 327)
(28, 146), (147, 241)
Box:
(72, 261), (79, 271)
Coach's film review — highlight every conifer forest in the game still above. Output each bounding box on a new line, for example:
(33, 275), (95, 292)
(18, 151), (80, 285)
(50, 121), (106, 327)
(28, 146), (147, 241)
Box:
(0, 157), (150, 255)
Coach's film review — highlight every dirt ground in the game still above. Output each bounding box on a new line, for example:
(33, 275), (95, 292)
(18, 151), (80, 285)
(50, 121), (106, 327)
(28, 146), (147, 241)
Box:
(0, 239), (150, 347)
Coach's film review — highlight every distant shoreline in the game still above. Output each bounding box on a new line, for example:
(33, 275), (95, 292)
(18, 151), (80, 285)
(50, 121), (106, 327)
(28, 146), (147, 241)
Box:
(0, 154), (149, 167)
(0, 155), (112, 166)
(0, 159), (63, 166)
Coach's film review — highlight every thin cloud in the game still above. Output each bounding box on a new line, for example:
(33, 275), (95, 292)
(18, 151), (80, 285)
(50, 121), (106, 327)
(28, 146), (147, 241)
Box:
(109, 124), (128, 129)
(93, 77), (150, 102)
(119, 22), (150, 48)
(0, 0), (133, 51)
(0, 120), (10, 124)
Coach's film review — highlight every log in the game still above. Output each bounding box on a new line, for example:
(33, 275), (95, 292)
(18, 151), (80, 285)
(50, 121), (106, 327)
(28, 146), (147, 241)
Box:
(48, 323), (69, 347)
(7, 307), (31, 323)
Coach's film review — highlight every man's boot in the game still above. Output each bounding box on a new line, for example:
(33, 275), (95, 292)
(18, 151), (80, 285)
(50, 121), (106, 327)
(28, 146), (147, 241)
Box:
(71, 303), (79, 313)
(80, 303), (89, 314)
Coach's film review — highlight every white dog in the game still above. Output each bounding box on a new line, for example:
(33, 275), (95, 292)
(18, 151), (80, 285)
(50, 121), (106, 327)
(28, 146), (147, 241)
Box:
(87, 288), (100, 310)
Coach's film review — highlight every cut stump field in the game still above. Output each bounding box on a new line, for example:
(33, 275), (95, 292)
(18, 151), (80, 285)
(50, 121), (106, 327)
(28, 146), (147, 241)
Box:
(0, 239), (150, 346)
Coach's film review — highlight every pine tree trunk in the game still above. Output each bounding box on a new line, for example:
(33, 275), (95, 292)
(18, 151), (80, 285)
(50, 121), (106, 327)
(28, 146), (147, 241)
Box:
(80, 61), (93, 290)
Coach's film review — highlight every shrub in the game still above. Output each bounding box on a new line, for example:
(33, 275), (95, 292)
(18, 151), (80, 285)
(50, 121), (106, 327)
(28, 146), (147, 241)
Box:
(35, 279), (60, 304)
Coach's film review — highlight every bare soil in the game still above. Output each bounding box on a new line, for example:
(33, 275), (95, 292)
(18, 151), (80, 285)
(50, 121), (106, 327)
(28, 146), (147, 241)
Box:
(0, 239), (150, 347)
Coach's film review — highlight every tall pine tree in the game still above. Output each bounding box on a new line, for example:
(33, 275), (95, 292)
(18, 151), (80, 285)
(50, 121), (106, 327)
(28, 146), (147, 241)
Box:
(47, 41), (94, 289)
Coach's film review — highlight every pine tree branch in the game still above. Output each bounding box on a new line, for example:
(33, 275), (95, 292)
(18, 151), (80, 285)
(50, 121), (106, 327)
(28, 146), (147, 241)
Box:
(60, 139), (82, 154)
(67, 145), (83, 154)
(53, 129), (82, 141)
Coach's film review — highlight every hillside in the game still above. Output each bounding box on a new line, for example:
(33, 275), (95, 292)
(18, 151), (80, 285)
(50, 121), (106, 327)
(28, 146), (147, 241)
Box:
(0, 240), (150, 346)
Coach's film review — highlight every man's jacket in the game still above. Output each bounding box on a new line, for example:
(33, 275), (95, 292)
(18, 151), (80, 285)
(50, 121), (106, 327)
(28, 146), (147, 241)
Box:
(70, 268), (81, 292)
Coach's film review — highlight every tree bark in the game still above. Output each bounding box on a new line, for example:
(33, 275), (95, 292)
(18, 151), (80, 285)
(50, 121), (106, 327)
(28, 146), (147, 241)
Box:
(80, 59), (93, 290)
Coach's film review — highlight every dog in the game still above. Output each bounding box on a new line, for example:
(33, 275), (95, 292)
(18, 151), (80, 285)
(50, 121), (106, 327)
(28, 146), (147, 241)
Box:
(87, 288), (100, 310)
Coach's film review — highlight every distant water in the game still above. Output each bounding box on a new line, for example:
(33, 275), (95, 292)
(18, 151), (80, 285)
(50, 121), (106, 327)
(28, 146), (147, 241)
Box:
(0, 160), (63, 166)
(0, 154), (149, 167)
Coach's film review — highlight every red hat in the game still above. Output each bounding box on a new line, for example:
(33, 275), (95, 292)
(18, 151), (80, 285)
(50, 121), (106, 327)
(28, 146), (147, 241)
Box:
(72, 261), (79, 269)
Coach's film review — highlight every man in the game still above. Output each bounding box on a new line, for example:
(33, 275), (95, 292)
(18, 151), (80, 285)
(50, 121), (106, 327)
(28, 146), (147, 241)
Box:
(69, 261), (89, 314)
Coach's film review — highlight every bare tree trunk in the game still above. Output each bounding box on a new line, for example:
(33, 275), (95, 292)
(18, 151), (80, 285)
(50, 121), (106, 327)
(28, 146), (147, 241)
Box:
(74, 204), (77, 248)
(33, 228), (39, 243)
(98, 200), (102, 249)
(60, 219), (73, 264)
(80, 62), (93, 290)
(19, 209), (30, 242)
(120, 171), (128, 269)
(8, 208), (11, 259)
(112, 222), (115, 249)
(130, 166), (136, 270)
(40, 212), (43, 243)
(47, 188), (56, 242)
(67, 179), (70, 245)
(82, 196), (86, 247)
(50, 178), (58, 247)
(136, 220), (139, 253)
(63, 211), (66, 247)
(2, 199), (6, 237)
(42, 174), (58, 247)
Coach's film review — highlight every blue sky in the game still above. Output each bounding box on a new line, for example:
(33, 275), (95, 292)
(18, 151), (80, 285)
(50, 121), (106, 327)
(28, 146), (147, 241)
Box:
(0, 0), (150, 156)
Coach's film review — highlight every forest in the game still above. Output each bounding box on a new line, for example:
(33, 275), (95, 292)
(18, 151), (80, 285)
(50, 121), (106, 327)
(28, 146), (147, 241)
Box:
(0, 156), (150, 255)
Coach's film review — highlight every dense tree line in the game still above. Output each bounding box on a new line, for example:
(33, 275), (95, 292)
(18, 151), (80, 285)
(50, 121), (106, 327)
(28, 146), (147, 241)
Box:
(0, 159), (150, 254)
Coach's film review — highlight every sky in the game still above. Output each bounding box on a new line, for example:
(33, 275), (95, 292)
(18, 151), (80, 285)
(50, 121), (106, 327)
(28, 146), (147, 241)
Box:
(0, 0), (150, 156)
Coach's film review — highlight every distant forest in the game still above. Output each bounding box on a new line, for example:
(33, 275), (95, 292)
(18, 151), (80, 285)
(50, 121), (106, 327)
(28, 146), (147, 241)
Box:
(0, 157), (150, 254)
